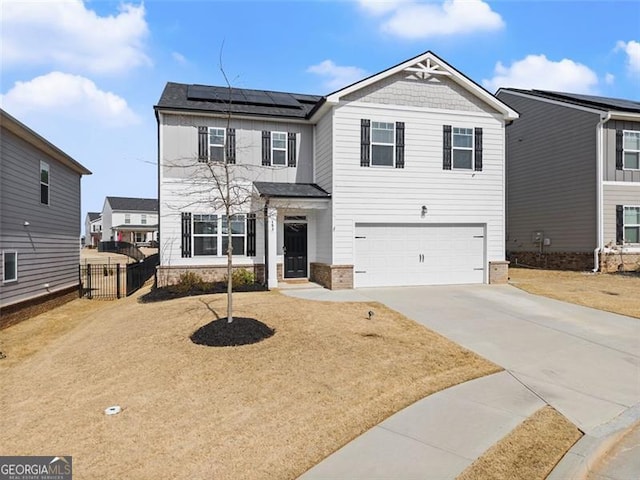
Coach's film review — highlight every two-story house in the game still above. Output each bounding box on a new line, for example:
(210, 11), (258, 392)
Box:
(496, 89), (640, 272)
(0, 109), (91, 327)
(84, 211), (102, 247)
(101, 196), (158, 246)
(155, 51), (518, 289)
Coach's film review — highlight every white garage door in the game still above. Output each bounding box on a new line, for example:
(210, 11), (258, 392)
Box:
(354, 223), (485, 287)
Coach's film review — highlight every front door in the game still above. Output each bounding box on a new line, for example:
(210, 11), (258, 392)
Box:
(284, 223), (307, 278)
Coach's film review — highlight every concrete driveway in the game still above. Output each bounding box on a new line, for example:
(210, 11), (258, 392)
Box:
(357, 284), (640, 434)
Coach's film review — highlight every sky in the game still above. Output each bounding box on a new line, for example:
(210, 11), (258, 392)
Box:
(1, 0), (639, 231)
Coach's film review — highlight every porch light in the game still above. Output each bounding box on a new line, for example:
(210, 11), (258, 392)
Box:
(421, 206), (428, 217)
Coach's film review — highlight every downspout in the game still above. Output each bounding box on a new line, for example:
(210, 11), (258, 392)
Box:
(593, 112), (611, 272)
(263, 198), (270, 288)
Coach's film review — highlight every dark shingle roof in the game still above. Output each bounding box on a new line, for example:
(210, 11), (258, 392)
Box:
(503, 89), (640, 113)
(106, 197), (158, 212)
(87, 212), (101, 221)
(253, 182), (330, 198)
(155, 83), (323, 119)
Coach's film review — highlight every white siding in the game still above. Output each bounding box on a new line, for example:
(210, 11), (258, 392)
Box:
(331, 102), (506, 267)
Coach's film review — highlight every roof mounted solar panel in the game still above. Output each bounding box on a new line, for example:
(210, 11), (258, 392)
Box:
(266, 91), (301, 108)
(187, 84), (225, 101)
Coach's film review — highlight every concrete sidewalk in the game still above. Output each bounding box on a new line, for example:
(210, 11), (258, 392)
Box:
(285, 284), (640, 479)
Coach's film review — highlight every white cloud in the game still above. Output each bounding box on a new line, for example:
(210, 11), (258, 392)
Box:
(172, 52), (188, 65)
(359, 0), (504, 39)
(1, 0), (150, 75)
(307, 60), (368, 91)
(605, 73), (615, 85)
(0, 72), (139, 126)
(483, 54), (599, 94)
(615, 40), (640, 75)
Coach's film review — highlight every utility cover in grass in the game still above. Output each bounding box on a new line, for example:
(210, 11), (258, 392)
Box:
(190, 317), (275, 347)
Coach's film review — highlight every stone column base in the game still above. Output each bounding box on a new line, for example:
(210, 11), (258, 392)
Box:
(489, 261), (510, 284)
(310, 263), (354, 289)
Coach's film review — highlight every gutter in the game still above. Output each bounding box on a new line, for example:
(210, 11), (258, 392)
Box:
(593, 112), (612, 272)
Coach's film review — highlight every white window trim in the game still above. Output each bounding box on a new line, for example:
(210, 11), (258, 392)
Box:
(40, 161), (50, 206)
(622, 130), (640, 171)
(452, 127), (474, 170)
(3, 251), (18, 283)
(370, 121), (396, 168)
(192, 214), (247, 257)
(124, 213), (131, 224)
(141, 214), (147, 225)
(623, 205), (640, 245)
(271, 132), (287, 166)
(209, 127), (226, 162)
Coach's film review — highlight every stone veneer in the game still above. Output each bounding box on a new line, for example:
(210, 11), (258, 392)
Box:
(508, 251), (640, 272)
(600, 252), (640, 273)
(488, 261), (510, 284)
(310, 263), (354, 290)
(157, 264), (265, 287)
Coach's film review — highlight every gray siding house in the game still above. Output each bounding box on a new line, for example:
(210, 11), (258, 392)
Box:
(0, 109), (91, 326)
(496, 90), (640, 271)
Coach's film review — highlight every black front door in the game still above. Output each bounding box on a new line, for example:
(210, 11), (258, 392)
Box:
(284, 223), (307, 278)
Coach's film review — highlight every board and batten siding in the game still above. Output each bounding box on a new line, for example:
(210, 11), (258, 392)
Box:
(497, 91), (601, 253)
(313, 110), (333, 264)
(0, 129), (81, 308)
(603, 120), (640, 183)
(603, 184), (640, 246)
(330, 101), (506, 268)
(161, 115), (314, 184)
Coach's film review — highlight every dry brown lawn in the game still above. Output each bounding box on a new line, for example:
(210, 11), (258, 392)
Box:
(457, 406), (582, 480)
(0, 289), (499, 480)
(509, 268), (640, 319)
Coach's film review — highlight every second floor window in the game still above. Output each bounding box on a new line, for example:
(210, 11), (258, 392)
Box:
(141, 214), (147, 225)
(209, 127), (225, 162)
(271, 132), (287, 165)
(452, 128), (473, 169)
(624, 131), (640, 170)
(40, 161), (49, 205)
(125, 214), (131, 224)
(371, 122), (395, 166)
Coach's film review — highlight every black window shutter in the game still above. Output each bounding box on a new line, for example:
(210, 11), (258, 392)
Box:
(226, 128), (236, 164)
(262, 131), (271, 166)
(443, 125), (452, 170)
(247, 213), (256, 256)
(361, 119), (370, 167)
(474, 127), (483, 171)
(616, 130), (623, 170)
(395, 122), (405, 169)
(181, 212), (192, 257)
(287, 132), (297, 167)
(616, 205), (624, 245)
(198, 126), (208, 162)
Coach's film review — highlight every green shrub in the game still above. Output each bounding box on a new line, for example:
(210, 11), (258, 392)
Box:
(174, 271), (204, 293)
(230, 268), (255, 287)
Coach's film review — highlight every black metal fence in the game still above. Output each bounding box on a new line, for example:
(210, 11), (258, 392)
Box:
(79, 254), (158, 299)
(98, 241), (145, 261)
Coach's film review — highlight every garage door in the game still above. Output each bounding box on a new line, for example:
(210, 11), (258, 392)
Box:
(354, 223), (485, 287)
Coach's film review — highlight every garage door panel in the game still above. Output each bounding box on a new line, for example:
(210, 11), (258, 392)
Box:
(355, 224), (485, 287)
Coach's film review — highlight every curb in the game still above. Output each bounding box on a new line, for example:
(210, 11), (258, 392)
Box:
(547, 403), (640, 480)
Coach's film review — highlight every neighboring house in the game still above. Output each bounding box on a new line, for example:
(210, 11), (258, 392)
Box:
(0, 109), (91, 326)
(496, 89), (640, 272)
(155, 51), (518, 289)
(101, 196), (158, 246)
(84, 211), (102, 247)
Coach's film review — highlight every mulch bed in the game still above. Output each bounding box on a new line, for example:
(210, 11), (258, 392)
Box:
(190, 317), (275, 347)
(140, 282), (267, 303)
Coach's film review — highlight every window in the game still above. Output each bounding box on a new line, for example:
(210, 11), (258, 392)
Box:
(209, 127), (225, 162)
(135, 232), (146, 243)
(141, 214), (147, 225)
(222, 214), (246, 255)
(452, 128), (474, 169)
(371, 122), (395, 166)
(3, 251), (17, 283)
(192, 214), (247, 256)
(272, 132), (287, 165)
(40, 161), (49, 205)
(624, 131), (640, 170)
(624, 206), (640, 244)
(124, 214), (131, 224)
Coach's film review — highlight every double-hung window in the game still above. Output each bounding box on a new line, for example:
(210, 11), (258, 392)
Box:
(193, 214), (218, 256)
(141, 214), (147, 225)
(623, 131), (640, 170)
(624, 206), (640, 244)
(40, 161), (49, 205)
(452, 128), (474, 169)
(124, 213), (131, 224)
(209, 128), (225, 162)
(271, 132), (287, 165)
(3, 251), (17, 283)
(222, 214), (246, 255)
(371, 122), (395, 166)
